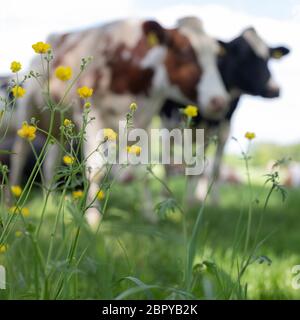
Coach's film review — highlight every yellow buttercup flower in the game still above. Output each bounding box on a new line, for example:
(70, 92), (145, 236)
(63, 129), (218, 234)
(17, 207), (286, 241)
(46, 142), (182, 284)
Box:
(15, 230), (23, 237)
(0, 244), (8, 254)
(11, 86), (26, 98)
(245, 132), (256, 140)
(183, 105), (198, 118)
(21, 207), (30, 217)
(72, 190), (83, 199)
(129, 102), (138, 112)
(11, 185), (22, 197)
(9, 206), (29, 217)
(77, 86), (93, 99)
(55, 66), (72, 81)
(32, 41), (51, 54)
(63, 118), (72, 127)
(103, 128), (117, 141)
(10, 61), (22, 73)
(63, 155), (75, 165)
(97, 190), (105, 201)
(127, 145), (142, 156)
(17, 122), (37, 141)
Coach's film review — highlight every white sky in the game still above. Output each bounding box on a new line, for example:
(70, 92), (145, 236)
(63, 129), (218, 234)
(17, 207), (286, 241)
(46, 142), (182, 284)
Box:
(1, 0), (300, 153)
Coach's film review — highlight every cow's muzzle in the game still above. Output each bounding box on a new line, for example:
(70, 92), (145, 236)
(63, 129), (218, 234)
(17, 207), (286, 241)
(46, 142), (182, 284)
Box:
(261, 79), (280, 98)
(261, 87), (280, 98)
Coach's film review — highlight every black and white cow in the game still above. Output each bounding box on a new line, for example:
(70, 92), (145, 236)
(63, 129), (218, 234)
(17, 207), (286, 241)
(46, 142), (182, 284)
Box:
(160, 26), (290, 203)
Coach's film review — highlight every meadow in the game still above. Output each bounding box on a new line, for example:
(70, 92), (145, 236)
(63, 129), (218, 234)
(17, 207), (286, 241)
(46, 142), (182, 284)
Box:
(0, 161), (299, 300)
(0, 44), (299, 300)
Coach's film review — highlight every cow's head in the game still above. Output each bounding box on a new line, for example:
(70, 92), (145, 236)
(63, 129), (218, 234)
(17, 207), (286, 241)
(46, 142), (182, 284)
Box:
(218, 27), (290, 98)
(176, 17), (229, 115)
(141, 19), (229, 116)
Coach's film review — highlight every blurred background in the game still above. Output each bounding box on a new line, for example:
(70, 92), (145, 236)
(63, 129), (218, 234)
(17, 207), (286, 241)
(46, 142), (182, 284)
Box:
(1, 0), (300, 300)
(1, 0), (299, 154)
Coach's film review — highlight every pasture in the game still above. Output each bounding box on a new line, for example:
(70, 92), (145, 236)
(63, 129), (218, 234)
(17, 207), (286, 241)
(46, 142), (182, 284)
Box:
(0, 152), (299, 299)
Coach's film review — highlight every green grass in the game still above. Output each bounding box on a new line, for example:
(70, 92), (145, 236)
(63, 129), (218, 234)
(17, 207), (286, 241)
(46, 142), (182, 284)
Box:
(1, 171), (300, 300)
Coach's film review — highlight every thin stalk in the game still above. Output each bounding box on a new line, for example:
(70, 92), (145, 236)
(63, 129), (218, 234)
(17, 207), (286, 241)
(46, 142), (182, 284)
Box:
(185, 178), (214, 291)
(243, 150), (253, 255)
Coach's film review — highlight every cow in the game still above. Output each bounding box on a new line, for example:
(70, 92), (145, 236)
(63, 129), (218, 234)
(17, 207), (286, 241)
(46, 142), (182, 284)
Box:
(160, 26), (290, 203)
(8, 18), (229, 225)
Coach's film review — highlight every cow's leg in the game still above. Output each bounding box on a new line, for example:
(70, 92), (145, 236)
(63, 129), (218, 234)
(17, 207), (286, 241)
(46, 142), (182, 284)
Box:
(160, 114), (182, 178)
(43, 143), (61, 186)
(194, 127), (213, 202)
(194, 173), (209, 202)
(10, 138), (31, 187)
(9, 89), (36, 198)
(141, 167), (159, 223)
(84, 111), (106, 228)
(188, 150), (209, 204)
(210, 121), (230, 205)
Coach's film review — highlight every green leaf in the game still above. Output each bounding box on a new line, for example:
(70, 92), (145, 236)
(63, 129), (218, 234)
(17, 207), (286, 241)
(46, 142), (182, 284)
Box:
(255, 255), (272, 266)
(154, 198), (178, 219)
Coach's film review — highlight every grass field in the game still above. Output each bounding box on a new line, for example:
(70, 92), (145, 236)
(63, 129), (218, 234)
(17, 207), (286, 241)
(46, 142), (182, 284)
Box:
(1, 167), (299, 300)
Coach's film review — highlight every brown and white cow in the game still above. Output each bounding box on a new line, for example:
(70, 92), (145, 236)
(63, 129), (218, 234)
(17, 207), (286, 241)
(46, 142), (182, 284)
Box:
(9, 18), (228, 224)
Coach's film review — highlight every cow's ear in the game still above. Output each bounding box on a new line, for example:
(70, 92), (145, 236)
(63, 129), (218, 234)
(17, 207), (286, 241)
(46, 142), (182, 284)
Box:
(270, 46), (290, 59)
(143, 21), (167, 46)
(217, 40), (229, 56)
